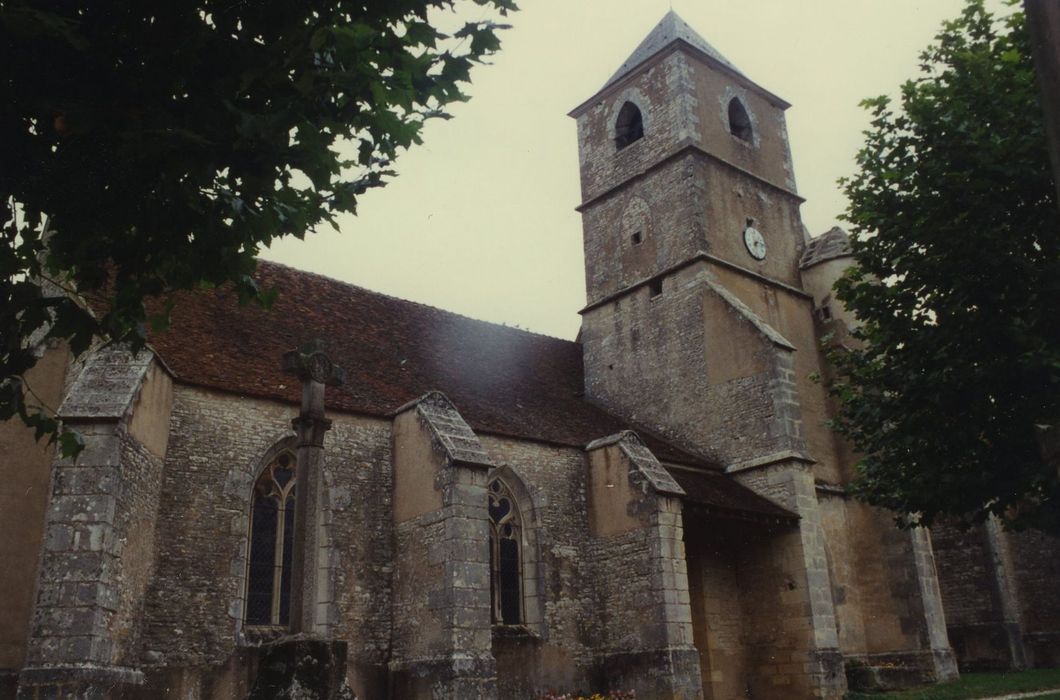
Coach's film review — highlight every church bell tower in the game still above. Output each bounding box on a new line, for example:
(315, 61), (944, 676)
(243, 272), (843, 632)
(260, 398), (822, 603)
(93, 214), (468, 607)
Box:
(571, 11), (813, 467)
(570, 16), (961, 699)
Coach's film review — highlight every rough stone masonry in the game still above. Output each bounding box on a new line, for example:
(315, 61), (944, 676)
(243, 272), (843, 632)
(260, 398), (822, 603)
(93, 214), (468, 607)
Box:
(1, 10), (1057, 700)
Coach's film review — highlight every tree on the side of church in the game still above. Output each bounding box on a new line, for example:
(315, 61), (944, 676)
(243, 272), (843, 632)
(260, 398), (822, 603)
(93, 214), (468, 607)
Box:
(830, 0), (1060, 532)
(0, 0), (515, 452)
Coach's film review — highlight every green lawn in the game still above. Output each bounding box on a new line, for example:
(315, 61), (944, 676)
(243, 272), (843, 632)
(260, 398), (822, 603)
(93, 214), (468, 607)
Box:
(846, 670), (1060, 700)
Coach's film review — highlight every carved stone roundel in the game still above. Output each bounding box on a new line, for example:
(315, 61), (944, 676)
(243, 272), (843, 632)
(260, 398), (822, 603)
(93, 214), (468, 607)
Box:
(307, 351), (333, 383)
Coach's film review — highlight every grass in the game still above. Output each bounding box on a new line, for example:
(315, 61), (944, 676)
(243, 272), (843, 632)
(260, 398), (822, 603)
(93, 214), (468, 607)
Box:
(846, 669), (1060, 700)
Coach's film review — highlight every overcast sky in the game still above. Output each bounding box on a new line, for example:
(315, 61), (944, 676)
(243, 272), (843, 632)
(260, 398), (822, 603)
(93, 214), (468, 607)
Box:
(262, 0), (1006, 340)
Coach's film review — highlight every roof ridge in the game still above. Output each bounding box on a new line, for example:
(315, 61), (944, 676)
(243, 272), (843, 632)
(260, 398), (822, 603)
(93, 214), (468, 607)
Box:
(256, 259), (579, 345)
(149, 258), (722, 471)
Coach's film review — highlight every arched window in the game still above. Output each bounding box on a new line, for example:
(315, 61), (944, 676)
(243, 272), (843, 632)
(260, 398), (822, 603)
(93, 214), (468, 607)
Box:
(488, 477), (523, 625)
(614, 101), (644, 150)
(245, 449), (296, 627)
(728, 97), (753, 142)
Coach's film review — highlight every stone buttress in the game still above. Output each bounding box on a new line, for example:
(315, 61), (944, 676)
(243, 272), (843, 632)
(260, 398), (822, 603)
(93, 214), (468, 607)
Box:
(585, 431), (702, 699)
(18, 346), (173, 699)
(389, 391), (497, 699)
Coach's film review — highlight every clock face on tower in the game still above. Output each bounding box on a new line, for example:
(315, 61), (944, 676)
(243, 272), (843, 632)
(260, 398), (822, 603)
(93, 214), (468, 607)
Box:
(743, 225), (767, 260)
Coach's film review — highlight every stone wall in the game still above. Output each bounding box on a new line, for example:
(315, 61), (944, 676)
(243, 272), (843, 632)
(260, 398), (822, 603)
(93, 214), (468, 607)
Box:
(581, 263), (802, 467)
(112, 436), (167, 664)
(137, 385), (393, 699)
(582, 264), (718, 462)
(817, 496), (957, 689)
(1009, 528), (1060, 666)
(579, 154), (705, 304)
(18, 350), (172, 698)
(587, 519), (700, 699)
(849, 508), (927, 655)
(389, 394), (495, 700)
(575, 52), (699, 205)
(684, 516), (751, 700)
(686, 56), (796, 193)
(22, 425), (166, 682)
(933, 522), (1009, 669)
(479, 436), (596, 696)
(729, 463), (845, 699)
(736, 527), (839, 699)
(573, 50), (794, 206)
(934, 520), (1060, 670)
(0, 344), (69, 692)
(585, 435), (701, 700)
(696, 163), (806, 290)
(816, 492), (869, 656)
(706, 264), (844, 485)
(324, 417), (394, 693)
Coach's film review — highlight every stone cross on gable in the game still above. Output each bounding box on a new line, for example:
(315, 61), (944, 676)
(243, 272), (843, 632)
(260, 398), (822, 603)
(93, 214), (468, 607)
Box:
(283, 340), (345, 448)
(281, 339), (343, 634)
(283, 340), (345, 414)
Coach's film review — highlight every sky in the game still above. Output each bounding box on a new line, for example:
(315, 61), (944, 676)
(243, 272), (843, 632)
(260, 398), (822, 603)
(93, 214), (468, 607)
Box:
(262, 0), (1006, 340)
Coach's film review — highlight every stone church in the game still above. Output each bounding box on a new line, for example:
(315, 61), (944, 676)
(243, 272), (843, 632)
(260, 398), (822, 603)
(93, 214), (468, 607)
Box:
(2, 11), (1058, 700)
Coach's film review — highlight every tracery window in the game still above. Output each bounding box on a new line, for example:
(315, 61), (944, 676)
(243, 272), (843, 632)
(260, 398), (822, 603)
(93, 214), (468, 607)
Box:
(488, 477), (523, 625)
(245, 450), (296, 627)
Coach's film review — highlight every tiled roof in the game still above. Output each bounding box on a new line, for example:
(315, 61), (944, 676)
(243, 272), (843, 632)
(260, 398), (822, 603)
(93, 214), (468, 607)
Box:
(669, 467), (798, 523)
(147, 261), (714, 468)
(800, 226), (852, 269)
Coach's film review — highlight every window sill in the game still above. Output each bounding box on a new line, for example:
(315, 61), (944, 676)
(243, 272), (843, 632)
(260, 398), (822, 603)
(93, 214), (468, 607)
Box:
(240, 625), (288, 646)
(491, 624), (540, 641)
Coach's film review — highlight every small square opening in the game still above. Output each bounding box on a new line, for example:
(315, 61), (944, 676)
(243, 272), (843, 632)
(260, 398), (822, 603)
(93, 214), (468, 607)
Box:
(631, 231), (643, 246)
(649, 279), (663, 299)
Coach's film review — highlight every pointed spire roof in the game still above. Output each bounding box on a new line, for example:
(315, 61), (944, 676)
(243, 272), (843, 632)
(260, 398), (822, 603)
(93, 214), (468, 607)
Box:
(602, 10), (745, 91)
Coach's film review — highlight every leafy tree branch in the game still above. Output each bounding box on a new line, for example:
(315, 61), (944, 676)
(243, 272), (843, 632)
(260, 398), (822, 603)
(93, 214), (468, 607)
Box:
(0, 0), (516, 454)
(829, 0), (1060, 532)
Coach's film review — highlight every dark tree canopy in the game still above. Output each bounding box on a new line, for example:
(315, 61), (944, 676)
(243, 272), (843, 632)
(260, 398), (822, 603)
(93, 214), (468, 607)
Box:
(830, 0), (1060, 532)
(0, 0), (515, 452)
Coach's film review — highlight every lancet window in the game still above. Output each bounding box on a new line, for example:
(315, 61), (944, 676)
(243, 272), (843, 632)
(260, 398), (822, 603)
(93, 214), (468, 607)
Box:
(615, 101), (645, 149)
(728, 97), (753, 142)
(245, 450), (296, 627)
(488, 477), (524, 625)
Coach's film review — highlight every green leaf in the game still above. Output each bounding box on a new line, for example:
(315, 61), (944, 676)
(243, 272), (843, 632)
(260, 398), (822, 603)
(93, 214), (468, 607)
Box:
(827, 1), (1060, 533)
(0, 0), (517, 448)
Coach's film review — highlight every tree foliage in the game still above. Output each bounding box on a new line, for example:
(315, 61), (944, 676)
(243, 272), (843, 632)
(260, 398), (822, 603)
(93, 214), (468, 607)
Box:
(830, 0), (1060, 532)
(0, 0), (515, 450)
